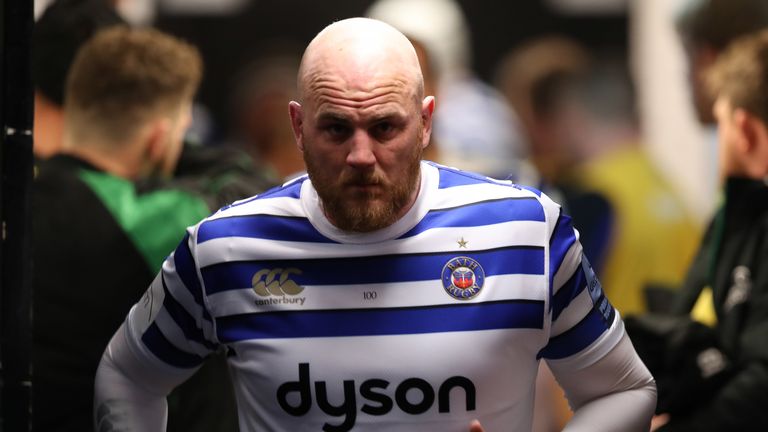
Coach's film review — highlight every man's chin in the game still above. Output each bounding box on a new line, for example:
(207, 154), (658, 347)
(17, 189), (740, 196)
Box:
(328, 202), (395, 232)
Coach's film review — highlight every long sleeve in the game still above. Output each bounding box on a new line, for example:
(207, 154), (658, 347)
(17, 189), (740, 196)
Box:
(538, 196), (656, 431)
(94, 323), (197, 431)
(94, 230), (219, 431)
(552, 333), (657, 432)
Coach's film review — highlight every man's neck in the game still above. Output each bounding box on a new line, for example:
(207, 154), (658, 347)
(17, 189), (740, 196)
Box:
(61, 139), (142, 180)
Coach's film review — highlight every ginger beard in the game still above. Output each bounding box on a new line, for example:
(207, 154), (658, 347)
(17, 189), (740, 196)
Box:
(304, 125), (424, 233)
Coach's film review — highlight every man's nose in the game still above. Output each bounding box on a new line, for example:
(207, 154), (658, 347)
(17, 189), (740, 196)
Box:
(346, 130), (376, 168)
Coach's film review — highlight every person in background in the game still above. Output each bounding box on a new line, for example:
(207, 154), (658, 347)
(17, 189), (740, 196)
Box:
(629, 29), (768, 432)
(495, 37), (700, 317)
(675, 0), (768, 125)
(31, 26), (243, 432)
(365, 0), (529, 180)
(31, 0), (277, 200)
(622, 2), (768, 429)
(228, 53), (306, 181)
(32, 0), (125, 159)
(495, 36), (699, 432)
(494, 37), (589, 186)
(93, 17), (655, 432)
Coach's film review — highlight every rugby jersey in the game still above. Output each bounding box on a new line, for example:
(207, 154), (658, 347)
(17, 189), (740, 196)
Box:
(122, 161), (624, 432)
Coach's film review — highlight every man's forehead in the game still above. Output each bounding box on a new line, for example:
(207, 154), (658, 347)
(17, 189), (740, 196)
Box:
(311, 94), (412, 122)
(303, 66), (415, 104)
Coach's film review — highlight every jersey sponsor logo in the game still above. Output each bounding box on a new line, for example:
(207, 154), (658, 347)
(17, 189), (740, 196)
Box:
(441, 256), (485, 300)
(252, 268), (306, 306)
(277, 363), (476, 432)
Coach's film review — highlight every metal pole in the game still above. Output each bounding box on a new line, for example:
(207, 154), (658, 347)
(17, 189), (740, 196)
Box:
(1, 0), (35, 427)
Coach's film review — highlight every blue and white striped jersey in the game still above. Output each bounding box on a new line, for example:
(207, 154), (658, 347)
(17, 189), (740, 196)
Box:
(124, 161), (623, 432)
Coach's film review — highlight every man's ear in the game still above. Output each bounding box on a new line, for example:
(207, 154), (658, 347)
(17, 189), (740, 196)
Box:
(288, 101), (304, 152)
(420, 96), (435, 149)
(144, 117), (171, 164)
(736, 108), (768, 178)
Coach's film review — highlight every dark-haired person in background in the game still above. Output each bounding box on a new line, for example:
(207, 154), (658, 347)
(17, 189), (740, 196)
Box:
(675, 0), (768, 125)
(32, 0), (125, 159)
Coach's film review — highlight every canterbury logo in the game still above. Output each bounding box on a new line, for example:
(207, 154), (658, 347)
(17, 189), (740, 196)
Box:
(252, 268), (304, 296)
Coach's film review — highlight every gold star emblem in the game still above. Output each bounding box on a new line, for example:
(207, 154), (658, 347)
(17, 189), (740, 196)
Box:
(457, 237), (468, 248)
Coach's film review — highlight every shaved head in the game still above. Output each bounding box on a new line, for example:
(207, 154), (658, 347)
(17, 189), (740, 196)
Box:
(289, 17), (435, 232)
(298, 18), (424, 105)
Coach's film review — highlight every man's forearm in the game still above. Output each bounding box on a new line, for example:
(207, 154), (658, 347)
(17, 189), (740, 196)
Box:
(552, 333), (657, 432)
(564, 383), (656, 431)
(94, 324), (193, 432)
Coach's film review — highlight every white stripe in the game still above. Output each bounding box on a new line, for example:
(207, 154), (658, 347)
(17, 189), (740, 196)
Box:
(552, 241), (583, 296)
(430, 182), (541, 210)
(207, 195), (305, 221)
(550, 287), (593, 337)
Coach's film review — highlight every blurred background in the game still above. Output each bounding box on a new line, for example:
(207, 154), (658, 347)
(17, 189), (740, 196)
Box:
(0, 1), (721, 430)
(31, 0), (716, 220)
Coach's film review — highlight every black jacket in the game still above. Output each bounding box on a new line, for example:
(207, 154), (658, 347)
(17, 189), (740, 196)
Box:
(658, 177), (768, 431)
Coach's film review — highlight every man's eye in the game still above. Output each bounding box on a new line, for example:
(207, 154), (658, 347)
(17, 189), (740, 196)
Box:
(372, 122), (397, 140)
(324, 124), (350, 138)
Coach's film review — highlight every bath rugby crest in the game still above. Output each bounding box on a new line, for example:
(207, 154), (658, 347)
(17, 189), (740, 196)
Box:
(442, 256), (485, 300)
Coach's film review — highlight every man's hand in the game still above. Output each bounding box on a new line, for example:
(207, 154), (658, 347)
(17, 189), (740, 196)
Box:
(469, 419), (484, 432)
(650, 414), (670, 431)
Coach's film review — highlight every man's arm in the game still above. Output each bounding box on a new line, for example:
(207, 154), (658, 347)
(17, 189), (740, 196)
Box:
(94, 323), (201, 432)
(94, 230), (219, 431)
(550, 332), (656, 432)
(467, 333), (655, 432)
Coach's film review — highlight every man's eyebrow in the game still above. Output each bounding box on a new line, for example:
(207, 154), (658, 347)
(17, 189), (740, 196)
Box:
(316, 112), (350, 123)
(372, 111), (406, 120)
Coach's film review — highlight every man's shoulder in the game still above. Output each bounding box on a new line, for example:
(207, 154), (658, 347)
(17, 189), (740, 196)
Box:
(199, 175), (309, 227)
(431, 163), (556, 213)
(431, 162), (542, 195)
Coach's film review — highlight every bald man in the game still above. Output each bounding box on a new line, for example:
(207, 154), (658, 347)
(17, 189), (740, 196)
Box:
(94, 18), (655, 432)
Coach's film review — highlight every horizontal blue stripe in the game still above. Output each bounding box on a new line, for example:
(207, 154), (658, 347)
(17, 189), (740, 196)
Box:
(538, 307), (611, 360)
(436, 166), (492, 188)
(400, 197), (545, 238)
(552, 266), (587, 322)
(217, 300), (544, 342)
(161, 275), (217, 351)
(197, 215), (333, 244)
(141, 322), (204, 368)
(202, 246), (545, 295)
